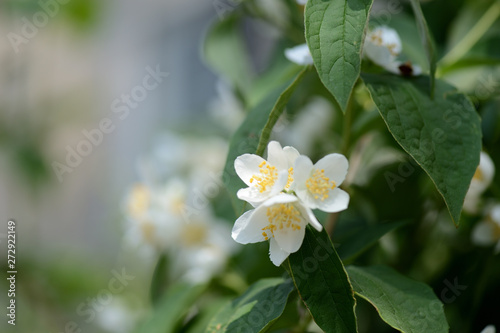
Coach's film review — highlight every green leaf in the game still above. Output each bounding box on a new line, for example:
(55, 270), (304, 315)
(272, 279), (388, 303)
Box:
(409, 0), (437, 97)
(205, 278), (294, 333)
(334, 220), (408, 263)
(286, 227), (357, 333)
(347, 265), (448, 333)
(204, 14), (252, 94)
(136, 283), (206, 333)
(305, 0), (373, 111)
(223, 67), (308, 214)
(363, 73), (481, 225)
(149, 254), (169, 305)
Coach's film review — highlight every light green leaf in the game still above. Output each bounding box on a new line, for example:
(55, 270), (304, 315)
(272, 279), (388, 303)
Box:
(149, 254), (169, 305)
(205, 278), (294, 333)
(287, 227), (357, 333)
(223, 67), (308, 214)
(409, 0), (437, 96)
(136, 283), (206, 333)
(305, 0), (373, 111)
(347, 265), (448, 333)
(363, 73), (481, 225)
(204, 14), (252, 94)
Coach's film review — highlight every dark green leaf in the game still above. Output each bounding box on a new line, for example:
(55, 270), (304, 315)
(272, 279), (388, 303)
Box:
(363, 73), (481, 225)
(135, 283), (206, 333)
(205, 278), (294, 333)
(347, 265), (448, 333)
(305, 0), (373, 111)
(223, 67), (307, 214)
(409, 0), (437, 97)
(286, 227), (357, 333)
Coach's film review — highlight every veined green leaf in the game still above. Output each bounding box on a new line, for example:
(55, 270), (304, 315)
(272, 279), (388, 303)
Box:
(223, 67), (308, 214)
(287, 227), (357, 333)
(363, 73), (481, 226)
(409, 0), (437, 97)
(347, 265), (448, 333)
(305, 0), (373, 112)
(205, 278), (294, 333)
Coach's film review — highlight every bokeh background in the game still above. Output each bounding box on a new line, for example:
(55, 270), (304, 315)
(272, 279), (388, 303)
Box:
(1, 0), (500, 332)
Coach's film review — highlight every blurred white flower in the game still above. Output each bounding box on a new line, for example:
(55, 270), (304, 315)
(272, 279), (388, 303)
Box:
(481, 325), (496, 333)
(464, 151), (495, 214)
(472, 204), (500, 253)
(296, 0), (308, 5)
(285, 43), (313, 65)
(293, 153), (350, 213)
(364, 26), (421, 76)
(209, 80), (245, 133)
(95, 298), (140, 333)
(278, 96), (333, 155)
(232, 193), (322, 266)
(235, 141), (299, 206)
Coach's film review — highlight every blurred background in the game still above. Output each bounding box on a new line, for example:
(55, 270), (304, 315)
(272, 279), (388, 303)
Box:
(1, 0), (500, 332)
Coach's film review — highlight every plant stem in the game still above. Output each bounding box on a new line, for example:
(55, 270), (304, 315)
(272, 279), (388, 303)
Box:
(439, 1), (500, 70)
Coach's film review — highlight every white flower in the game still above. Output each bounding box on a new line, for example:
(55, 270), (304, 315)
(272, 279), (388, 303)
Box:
(481, 325), (496, 333)
(235, 141), (299, 206)
(472, 204), (500, 254)
(364, 26), (421, 76)
(285, 43), (313, 65)
(232, 193), (322, 266)
(293, 154), (350, 212)
(296, 0), (307, 5)
(464, 151), (495, 213)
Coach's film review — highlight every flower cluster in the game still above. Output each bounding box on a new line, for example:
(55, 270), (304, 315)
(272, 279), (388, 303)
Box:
(123, 134), (236, 283)
(231, 141), (349, 266)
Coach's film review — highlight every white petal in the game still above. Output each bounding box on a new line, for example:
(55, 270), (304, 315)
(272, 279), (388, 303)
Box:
(297, 204), (323, 232)
(316, 188), (350, 213)
(283, 146), (300, 167)
(315, 153), (349, 186)
(480, 325), (496, 333)
(296, 0), (307, 5)
(267, 141), (288, 171)
(293, 155), (314, 190)
(270, 169), (290, 196)
(285, 44), (313, 65)
(234, 154), (267, 186)
(274, 221), (306, 253)
(471, 221), (496, 246)
(262, 192), (298, 206)
(269, 238), (290, 266)
(412, 64), (422, 76)
(236, 187), (267, 206)
(231, 209), (266, 244)
(490, 205), (500, 226)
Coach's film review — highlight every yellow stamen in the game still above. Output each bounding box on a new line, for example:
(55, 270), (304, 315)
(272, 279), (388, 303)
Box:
(262, 203), (302, 239)
(249, 161), (278, 193)
(306, 169), (336, 201)
(473, 167), (484, 181)
(285, 167), (294, 190)
(181, 223), (208, 246)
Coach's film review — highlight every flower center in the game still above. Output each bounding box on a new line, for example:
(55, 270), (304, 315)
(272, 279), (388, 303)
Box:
(181, 223), (208, 246)
(306, 169), (336, 201)
(140, 220), (156, 244)
(128, 184), (150, 219)
(262, 203), (302, 240)
(249, 161), (278, 193)
(473, 167), (484, 181)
